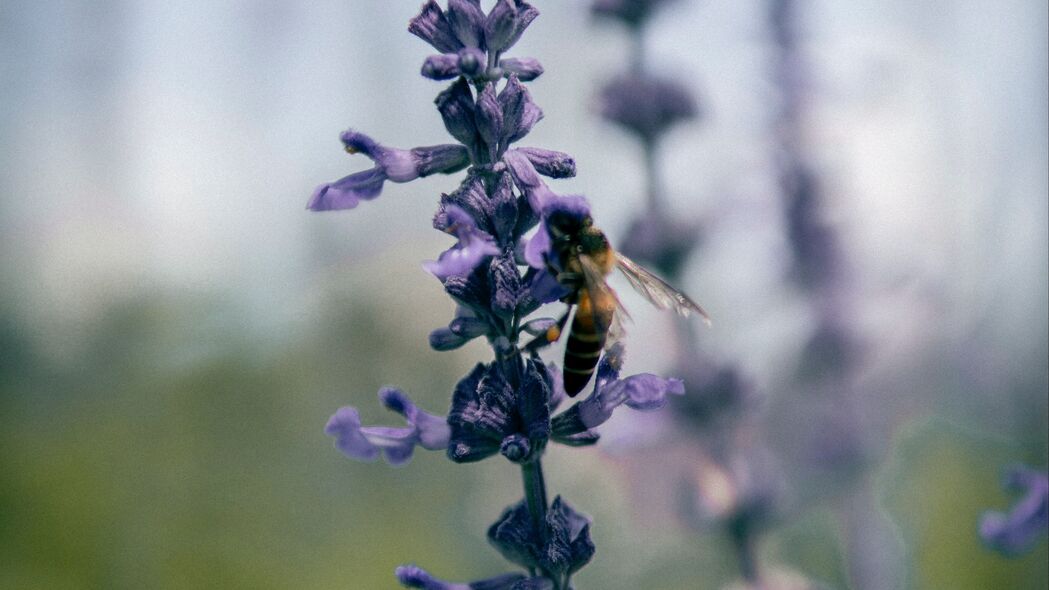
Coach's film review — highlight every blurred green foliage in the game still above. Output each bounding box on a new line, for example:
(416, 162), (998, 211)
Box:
(1, 285), (1045, 589)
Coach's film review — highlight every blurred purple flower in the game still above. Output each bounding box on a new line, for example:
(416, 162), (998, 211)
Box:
(308, 130), (469, 211)
(326, 388), (450, 466)
(425, 205), (501, 281)
(591, 0), (682, 28)
(979, 465), (1048, 556)
(597, 72), (698, 141)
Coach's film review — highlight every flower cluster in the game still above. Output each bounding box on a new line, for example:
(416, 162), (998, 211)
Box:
(313, 3), (687, 588)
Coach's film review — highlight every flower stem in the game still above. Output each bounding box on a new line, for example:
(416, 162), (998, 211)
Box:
(521, 458), (549, 533)
(642, 137), (665, 216)
(730, 524), (760, 585)
(521, 458), (558, 587)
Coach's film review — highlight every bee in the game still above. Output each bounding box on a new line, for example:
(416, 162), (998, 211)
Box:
(535, 208), (710, 397)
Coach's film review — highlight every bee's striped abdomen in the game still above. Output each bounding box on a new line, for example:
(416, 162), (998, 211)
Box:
(564, 291), (609, 397)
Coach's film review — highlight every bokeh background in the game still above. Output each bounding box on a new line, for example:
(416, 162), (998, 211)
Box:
(1, 1), (1046, 589)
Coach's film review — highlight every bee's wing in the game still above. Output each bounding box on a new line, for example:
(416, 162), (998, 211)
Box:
(615, 252), (711, 324)
(579, 254), (631, 344)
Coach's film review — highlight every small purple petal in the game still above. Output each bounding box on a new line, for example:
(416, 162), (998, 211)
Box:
(523, 223), (551, 269)
(499, 57), (544, 81)
(307, 168), (386, 211)
(475, 84), (504, 160)
(517, 147), (576, 179)
(339, 129), (381, 158)
(436, 78), (480, 147)
(429, 327), (470, 351)
(485, 0), (523, 53)
(421, 53), (462, 80)
(525, 268), (568, 303)
(503, 149), (542, 189)
(410, 144), (471, 177)
(424, 218), (500, 282)
(499, 75), (543, 145)
(611, 374), (685, 410)
(446, 0), (486, 48)
(408, 1), (464, 54)
(325, 407), (380, 462)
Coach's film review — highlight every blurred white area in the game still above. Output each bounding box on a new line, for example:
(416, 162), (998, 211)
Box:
(0, 0), (1045, 385)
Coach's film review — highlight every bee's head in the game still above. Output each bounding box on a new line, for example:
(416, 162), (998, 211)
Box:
(542, 195), (592, 240)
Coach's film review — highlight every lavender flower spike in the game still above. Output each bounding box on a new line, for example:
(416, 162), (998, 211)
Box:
(325, 388), (450, 466)
(308, 130), (469, 211)
(979, 465), (1049, 556)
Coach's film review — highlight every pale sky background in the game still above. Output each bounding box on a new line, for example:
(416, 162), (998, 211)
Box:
(1, 0), (1046, 396)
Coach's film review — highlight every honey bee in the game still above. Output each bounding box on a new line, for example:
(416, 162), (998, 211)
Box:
(534, 208), (710, 396)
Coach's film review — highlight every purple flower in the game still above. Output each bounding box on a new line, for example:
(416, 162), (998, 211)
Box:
(590, 0), (682, 28)
(485, 0), (539, 53)
(597, 72), (698, 141)
(488, 496), (595, 580)
(409, 1), (465, 54)
(395, 564), (547, 590)
(308, 130), (469, 211)
(325, 388), (450, 466)
(446, 361), (551, 463)
(498, 76), (544, 148)
(425, 205), (501, 281)
(979, 465), (1048, 556)
(550, 343), (684, 441)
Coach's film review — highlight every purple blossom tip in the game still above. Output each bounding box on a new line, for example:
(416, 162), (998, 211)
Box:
(408, 1), (464, 54)
(485, 0), (539, 53)
(499, 57), (544, 81)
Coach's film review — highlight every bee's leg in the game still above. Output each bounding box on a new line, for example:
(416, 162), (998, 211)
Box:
(524, 305), (573, 354)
